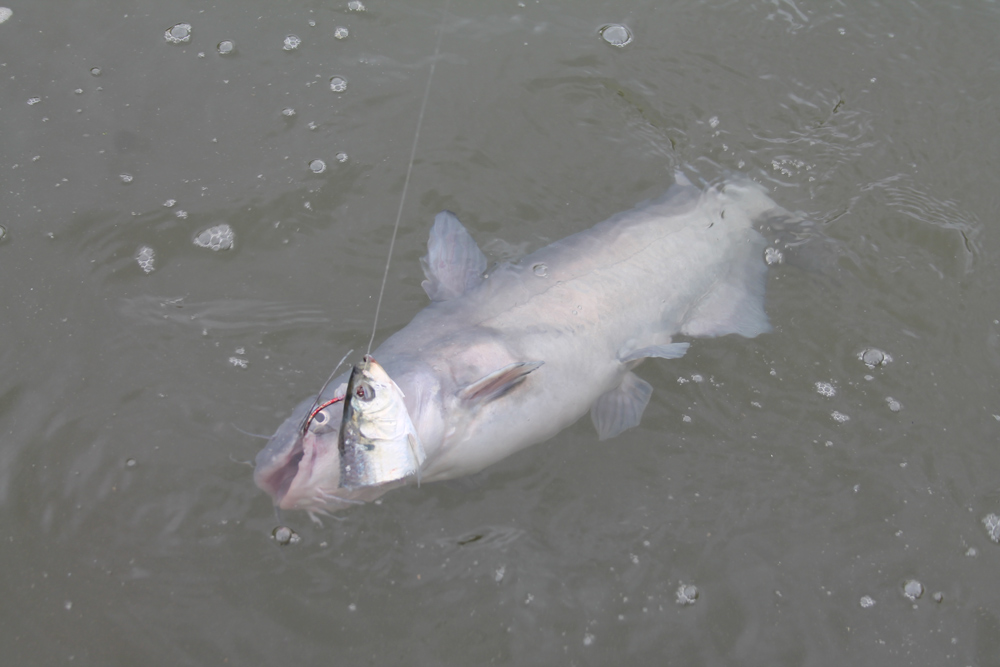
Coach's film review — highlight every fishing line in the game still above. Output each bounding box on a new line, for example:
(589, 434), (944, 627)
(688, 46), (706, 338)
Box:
(366, 1), (450, 356)
(299, 348), (353, 434)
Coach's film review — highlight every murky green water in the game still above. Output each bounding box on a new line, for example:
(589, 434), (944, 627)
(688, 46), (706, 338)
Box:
(2, 1), (999, 664)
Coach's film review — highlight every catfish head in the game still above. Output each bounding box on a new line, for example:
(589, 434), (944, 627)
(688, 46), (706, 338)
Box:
(252, 355), (424, 516)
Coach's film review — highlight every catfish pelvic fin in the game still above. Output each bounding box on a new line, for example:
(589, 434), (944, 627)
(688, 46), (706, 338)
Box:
(590, 371), (653, 440)
(619, 342), (690, 364)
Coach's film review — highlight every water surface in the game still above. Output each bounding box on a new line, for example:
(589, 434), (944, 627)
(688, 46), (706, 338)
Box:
(2, 1), (999, 664)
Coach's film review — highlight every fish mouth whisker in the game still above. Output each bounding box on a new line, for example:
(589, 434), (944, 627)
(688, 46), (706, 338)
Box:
(231, 423), (275, 440)
(316, 487), (366, 506)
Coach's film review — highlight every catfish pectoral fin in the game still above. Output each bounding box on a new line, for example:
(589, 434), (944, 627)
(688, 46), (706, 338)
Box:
(459, 360), (544, 405)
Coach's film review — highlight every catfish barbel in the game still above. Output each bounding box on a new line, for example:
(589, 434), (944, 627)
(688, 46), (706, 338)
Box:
(254, 173), (794, 518)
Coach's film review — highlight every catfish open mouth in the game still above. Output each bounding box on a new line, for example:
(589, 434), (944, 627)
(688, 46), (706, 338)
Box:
(253, 435), (304, 505)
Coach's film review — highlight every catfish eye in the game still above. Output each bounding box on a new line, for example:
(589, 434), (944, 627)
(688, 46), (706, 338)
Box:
(308, 407), (337, 435)
(355, 383), (375, 402)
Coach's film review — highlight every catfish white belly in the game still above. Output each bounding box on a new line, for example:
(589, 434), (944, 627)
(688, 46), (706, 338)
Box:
(254, 173), (789, 517)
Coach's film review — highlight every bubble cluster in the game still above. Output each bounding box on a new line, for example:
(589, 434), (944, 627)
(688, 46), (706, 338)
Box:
(136, 246), (155, 273)
(675, 583), (699, 605)
(814, 381), (836, 397)
(885, 396), (902, 412)
(831, 411), (850, 423)
(764, 247), (784, 265)
(329, 76), (347, 92)
(532, 263), (548, 277)
(599, 24), (633, 47)
(859, 347), (892, 368)
(119, 173), (134, 184)
(859, 595), (875, 608)
(335, 152), (348, 163)
(334, 26), (349, 40)
(193, 224), (234, 251)
(902, 580), (923, 601)
(0, 225), (7, 243)
(984, 514), (1000, 543)
(0, 7), (11, 25)
(217, 40), (235, 55)
(309, 159), (326, 173)
(347, 0), (366, 11)
(90, 67), (101, 76)
(281, 107), (296, 117)
(283, 34), (301, 50)
(165, 23), (192, 44)
(272, 525), (300, 545)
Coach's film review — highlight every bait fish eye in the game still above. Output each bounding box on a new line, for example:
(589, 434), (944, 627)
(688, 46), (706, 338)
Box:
(356, 383), (375, 402)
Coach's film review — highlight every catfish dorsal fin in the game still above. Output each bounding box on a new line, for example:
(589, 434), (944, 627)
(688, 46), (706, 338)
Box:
(458, 361), (543, 405)
(420, 211), (488, 302)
